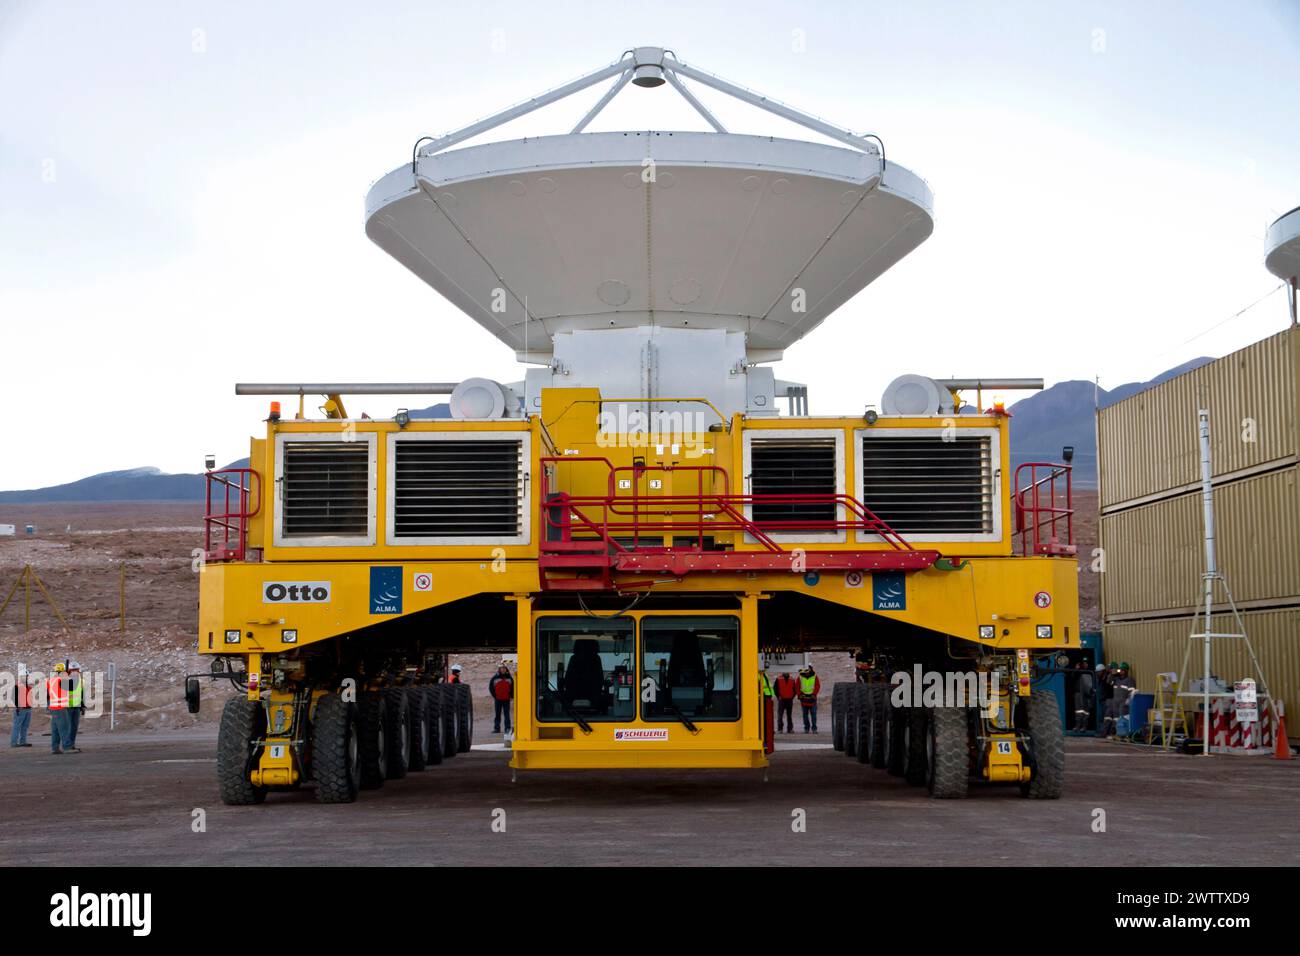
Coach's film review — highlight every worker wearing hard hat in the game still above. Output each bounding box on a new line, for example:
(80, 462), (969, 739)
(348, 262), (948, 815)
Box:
(64, 660), (85, 753)
(773, 671), (798, 733)
(448, 664), (463, 683)
(797, 665), (821, 734)
(488, 663), (514, 734)
(46, 662), (71, 755)
(9, 664), (33, 747)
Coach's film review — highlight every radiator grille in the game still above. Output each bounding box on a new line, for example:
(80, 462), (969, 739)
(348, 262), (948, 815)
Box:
(281, 442), (370, 537)
(860, 435), (993, 535)
(394, 439), (524, 538)
(749, 438), (837, 526)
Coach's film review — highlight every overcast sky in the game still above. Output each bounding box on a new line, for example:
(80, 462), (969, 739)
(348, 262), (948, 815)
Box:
(2, 1), (1297, 490)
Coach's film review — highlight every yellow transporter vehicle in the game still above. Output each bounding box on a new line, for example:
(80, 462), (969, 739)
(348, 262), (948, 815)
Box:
(195, 47), (1079, 804)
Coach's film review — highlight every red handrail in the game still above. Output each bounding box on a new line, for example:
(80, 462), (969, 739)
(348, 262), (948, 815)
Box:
(539, 456), (915, 556)
(1013, 462), (1075, 556)
(204, 468), (261, 562)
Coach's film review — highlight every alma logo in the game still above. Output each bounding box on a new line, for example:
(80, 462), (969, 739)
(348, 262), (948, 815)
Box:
(49, 886), (151, 936)
(263, 581), (331, 603)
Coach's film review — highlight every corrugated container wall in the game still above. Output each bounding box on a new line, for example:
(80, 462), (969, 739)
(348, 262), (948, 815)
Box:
(1099, 326), (1300, 727)
(1101, 464), (1300, 618)
(1104, 609), (1300, 720)
(1098, 327), (1299, 510)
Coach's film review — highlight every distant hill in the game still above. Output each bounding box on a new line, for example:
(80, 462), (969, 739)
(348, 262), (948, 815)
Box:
(1008, 356), (1213, 487)
(0, 460), (249, 504)
(2, 361), (1213, 502)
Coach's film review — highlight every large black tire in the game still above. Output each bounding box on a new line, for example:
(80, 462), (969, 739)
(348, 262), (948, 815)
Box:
(217, 696), (268, 805)
(423, 686), (444, 766)
(867, 684), (887, 768)
(927, 706), (971, 799)
(831, 683), (849, 751)
(357, 692), (387, 790)
(854, 685), (875, 765)
(442, 684), (460, 758)
(905, 707), (929, 786)
(1021, 690), (1065, 799)
(383, 687), (411, 780)
(312, 693), (361, 804)
(406, 686), (430, 771)
(843, 685), (860, 757)
(884, 699), (908, 776)
(456, 683), (473, 752)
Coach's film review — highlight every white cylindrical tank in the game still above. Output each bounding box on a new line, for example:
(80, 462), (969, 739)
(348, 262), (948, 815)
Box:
(449, 378), (520, 419)
(880, 374), (955, 416)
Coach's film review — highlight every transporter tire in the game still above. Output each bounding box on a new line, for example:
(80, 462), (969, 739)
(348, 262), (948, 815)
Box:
(843, 685), (860, 757)
(383, 687), (411, 780)
(905, 707), (929, 786)
(831, 683), (850, 751)
(1020, 690), (1065, 799)
(456, 683), (473, 752)
(867, 684), (887, 769)
(217, 696), (268, 806)
(926, 706), (970, 799)
(357, 692), (387, 790)
(423, 686), (444, 766)
(312, 693), (361, 804)
(854, 685), (874, 765)
(406, 686), (430, 771)
(884, 699), (908, 777)
(442, 684), (460, 758)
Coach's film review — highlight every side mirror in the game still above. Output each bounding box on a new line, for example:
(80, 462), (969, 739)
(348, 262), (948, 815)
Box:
(185, 677), (201, 714)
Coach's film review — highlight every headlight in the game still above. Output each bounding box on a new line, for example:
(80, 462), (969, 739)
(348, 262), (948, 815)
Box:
(224, 629), (241, 644)
(281, 629), (298, 644)
(1036, 624), (1053, 640)
(979, 625), (995, 640)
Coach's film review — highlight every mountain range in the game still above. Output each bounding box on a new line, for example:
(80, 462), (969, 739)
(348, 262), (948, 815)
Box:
(1, 364), (1210, 503)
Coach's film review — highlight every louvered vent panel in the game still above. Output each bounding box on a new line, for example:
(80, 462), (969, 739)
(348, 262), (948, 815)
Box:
(750, 438), (837, 525)
(281, 442), (370, 537)
(860, 435), (993, 535)
(394, 440), (523, 538)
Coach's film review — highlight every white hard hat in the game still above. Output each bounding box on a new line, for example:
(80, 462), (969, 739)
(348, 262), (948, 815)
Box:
(451, 664), (462, 672)
(68, 660), (82, 671)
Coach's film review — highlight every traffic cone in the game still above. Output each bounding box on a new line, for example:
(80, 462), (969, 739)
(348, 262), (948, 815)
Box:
(1274, 702), (1293, 760)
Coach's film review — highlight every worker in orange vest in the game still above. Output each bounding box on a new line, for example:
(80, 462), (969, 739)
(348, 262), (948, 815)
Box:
(773, 671), (798, 734)
(10, 664), (33, 747)
(488, 664), (513, 734)
(798, 665), (821, 734)
(448, 664), (463, 683)
(46, 662), (71, 754)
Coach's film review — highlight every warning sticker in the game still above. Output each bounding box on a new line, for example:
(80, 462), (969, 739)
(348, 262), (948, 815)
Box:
(1034, 591), (1052, 608)
(613, 728), (669, 741)
(844, 570), (864, 589)
(412, 572), (433, 592)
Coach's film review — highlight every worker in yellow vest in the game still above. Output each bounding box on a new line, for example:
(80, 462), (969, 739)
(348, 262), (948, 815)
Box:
(797, 665), (821, 734)
(46, 662), (71, 755)
(65, 660), (85, 753)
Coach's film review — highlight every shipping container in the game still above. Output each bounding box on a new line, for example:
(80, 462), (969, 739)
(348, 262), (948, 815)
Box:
(1098, 327), (1299, 511)
(1100, 464), (1300, 618)
(1104, 607), (1300, 738)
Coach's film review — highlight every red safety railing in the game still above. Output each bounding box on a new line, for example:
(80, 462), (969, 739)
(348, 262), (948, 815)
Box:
(1013, 462), (1075, 556)
(204, 468), (261, 562)
(538, 456), (938, 588)
(541, 456), (916, 552)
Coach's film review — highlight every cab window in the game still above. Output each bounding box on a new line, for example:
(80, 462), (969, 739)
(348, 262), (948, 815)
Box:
(640, 616), (740, 721)
(536, 617), (636, 722)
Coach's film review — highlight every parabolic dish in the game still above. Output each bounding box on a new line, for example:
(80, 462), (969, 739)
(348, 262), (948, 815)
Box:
(1265, 206), (1300, 283)
(365, 131), (933, 359)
